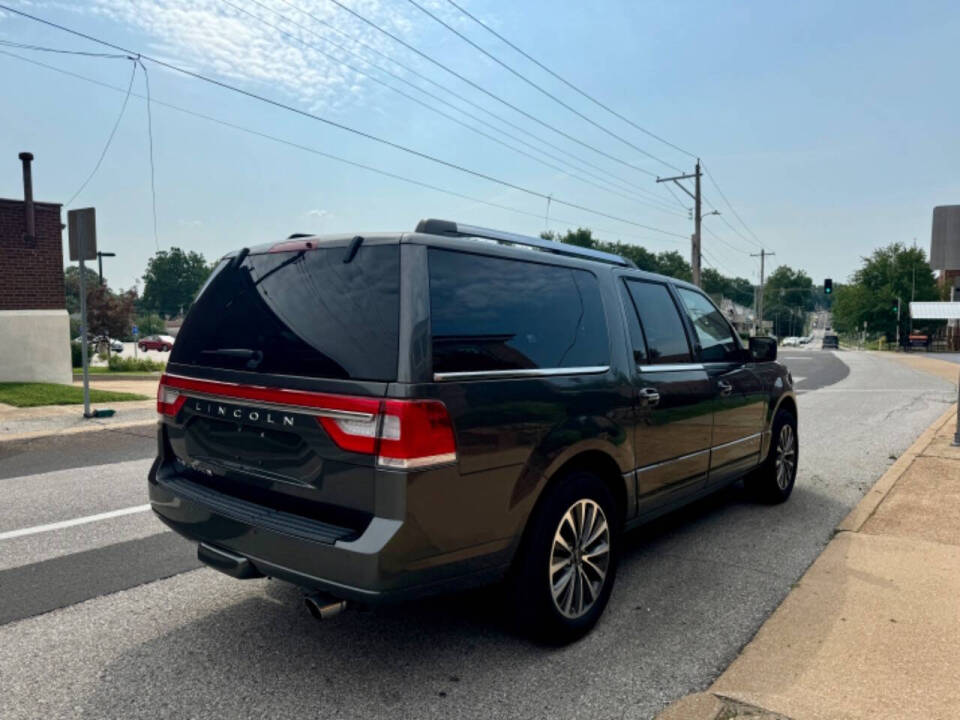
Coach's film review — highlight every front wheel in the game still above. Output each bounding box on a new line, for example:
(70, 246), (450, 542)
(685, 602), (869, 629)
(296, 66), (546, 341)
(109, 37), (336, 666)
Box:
(511, 471), (619, 644)
(746, 408), (798, 503)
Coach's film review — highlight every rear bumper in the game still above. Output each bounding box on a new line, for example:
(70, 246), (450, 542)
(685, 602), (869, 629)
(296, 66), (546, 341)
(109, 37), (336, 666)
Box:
(148, 459), (513, 604)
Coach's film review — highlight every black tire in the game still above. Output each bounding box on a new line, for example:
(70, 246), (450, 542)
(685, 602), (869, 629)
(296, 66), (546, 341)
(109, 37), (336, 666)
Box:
(745, 408), (798, 503)
(510, 471), (619, 644)
(162, 344), (170, 352)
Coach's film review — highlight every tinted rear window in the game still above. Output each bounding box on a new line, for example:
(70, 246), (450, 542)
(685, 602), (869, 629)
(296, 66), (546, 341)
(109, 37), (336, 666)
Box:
(170, 244), (399, 380)
(428, 249), (608, 373)
(623, 279), (692, 364)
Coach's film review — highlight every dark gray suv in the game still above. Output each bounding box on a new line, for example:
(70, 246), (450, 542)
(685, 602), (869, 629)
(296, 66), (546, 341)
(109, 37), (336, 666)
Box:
(149, 219), (797, 643)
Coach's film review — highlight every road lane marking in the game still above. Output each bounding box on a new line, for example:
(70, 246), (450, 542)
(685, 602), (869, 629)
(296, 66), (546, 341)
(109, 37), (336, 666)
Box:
(0, 504), (152, 541)
(792, 376), (806, 384)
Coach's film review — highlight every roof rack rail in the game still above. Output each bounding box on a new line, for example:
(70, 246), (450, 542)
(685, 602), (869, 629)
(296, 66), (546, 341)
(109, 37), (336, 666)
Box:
(415, 218), (633, 267)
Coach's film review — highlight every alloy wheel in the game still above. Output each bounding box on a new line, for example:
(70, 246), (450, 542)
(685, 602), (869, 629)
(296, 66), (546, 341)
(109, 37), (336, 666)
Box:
(775, 424), (796, 490)
(549, 498), (610, 619)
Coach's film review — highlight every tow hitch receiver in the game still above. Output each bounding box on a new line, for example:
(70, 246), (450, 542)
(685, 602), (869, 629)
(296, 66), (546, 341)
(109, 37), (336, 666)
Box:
(197, 543), (264, 579)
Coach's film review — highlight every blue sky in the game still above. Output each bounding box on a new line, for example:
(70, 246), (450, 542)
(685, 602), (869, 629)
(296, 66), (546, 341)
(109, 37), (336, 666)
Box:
(1, 0), (958, 293)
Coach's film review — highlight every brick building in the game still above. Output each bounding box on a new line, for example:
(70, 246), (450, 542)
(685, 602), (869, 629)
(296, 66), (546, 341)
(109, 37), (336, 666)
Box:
(0, 153), (71, 384)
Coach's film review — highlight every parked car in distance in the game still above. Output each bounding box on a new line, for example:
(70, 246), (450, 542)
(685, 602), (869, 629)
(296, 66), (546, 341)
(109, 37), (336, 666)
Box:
(149, 219), (799, 643)
(782, 336), (799, 347)
(138, 334), (176, 352)
(822, 334), (840, 349)
(798, 336), (812, 345)
(74, 335), (124, 353)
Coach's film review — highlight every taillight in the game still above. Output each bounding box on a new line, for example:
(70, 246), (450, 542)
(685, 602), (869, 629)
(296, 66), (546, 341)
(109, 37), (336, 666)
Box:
(154, 373), (456, 468)
(157, 375), (186, 416)
(319, 399), (456, 469)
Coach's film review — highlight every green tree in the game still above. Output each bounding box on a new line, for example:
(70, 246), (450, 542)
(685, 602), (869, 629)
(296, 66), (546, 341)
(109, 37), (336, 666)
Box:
(702, 268), (754, 307)
(141, 248), (211, 317)
(763, 266), (813, 337)
(134, 312), (166, 337)
(832, 243), (938, 341)
(63, 265), (101, 315)
(86, 285), (137, 339)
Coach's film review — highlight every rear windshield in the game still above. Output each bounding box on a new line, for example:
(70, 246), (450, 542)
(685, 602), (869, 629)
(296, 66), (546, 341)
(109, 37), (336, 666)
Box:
(428, 248), (608, 373)
(170, 244), (399, 380)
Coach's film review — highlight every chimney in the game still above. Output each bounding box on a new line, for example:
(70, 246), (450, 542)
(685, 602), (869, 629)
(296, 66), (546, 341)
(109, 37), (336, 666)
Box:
(19, 151), (35, 244)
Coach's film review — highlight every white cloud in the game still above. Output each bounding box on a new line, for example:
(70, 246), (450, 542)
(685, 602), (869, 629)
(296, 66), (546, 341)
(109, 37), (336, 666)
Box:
(68, 0), (446, 114)
(306, 208), (329, 218)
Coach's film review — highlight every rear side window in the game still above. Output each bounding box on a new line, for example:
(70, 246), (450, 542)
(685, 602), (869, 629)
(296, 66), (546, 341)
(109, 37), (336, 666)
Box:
(428, 249), (608, 373)
(170, 244), (400, 380)
(623, 279), (692, 364)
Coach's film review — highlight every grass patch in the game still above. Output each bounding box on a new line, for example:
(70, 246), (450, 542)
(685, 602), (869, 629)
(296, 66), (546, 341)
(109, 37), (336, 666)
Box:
(0, 382), (149, 407)
(107, 355), (165, 372)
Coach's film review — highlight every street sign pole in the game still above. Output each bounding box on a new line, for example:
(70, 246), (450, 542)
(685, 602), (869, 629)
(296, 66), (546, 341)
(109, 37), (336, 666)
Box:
(68, 208), (97, 419)
(953, 372), (960, 447)
(78, 241), (91, 418)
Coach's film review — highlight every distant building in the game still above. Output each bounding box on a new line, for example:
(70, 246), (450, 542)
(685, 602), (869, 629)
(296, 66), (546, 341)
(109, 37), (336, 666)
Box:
(717, 297), (755, 336)
(930, 205), (960, 297)
(0, 153), (71, 384)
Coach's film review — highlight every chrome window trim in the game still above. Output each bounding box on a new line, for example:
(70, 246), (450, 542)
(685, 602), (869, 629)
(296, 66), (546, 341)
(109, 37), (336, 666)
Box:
(433, 365), (610, 382)
(711, 432), (762, 451)
(175, 388), (376, 422)
(634, 447), (710, 474)
(637, 363), (705, 373)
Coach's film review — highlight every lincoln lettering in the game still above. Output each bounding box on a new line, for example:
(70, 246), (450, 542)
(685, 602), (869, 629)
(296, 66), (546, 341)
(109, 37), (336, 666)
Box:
(192, 400), (295, 427)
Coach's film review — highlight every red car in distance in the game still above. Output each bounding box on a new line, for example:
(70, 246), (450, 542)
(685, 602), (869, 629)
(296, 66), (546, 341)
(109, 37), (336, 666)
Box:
(138, 334), (176, 352)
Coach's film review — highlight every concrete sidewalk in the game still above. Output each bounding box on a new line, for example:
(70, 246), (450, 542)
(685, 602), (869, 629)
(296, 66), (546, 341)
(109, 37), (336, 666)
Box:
(0, 378), (159, 442)
(659, 353), (960, 720)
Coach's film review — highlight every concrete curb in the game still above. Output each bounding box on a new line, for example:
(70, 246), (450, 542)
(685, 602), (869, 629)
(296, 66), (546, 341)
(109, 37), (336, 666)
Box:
(836, 404), (957, 533)
(0, 419), (157, 445)
(655, 403), (958, 720)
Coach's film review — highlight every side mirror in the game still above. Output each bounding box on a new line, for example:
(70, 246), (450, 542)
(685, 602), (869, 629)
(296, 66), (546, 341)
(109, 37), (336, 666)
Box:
(749, 336), (777, 363)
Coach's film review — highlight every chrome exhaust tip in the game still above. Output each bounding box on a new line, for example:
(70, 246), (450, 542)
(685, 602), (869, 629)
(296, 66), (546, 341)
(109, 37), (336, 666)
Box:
(304, 593), (348, 620)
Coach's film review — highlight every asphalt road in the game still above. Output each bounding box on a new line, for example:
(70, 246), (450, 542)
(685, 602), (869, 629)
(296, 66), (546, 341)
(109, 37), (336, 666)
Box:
(0, 351), (955, 719)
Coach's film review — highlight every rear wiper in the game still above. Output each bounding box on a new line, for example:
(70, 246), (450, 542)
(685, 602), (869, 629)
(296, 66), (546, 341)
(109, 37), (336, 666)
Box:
(254, 249), (306, 287)
(200, 348), (264, 370)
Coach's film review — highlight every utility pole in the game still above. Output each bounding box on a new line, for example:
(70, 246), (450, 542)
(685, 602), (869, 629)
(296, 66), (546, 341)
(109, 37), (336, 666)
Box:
(657, 160), (706, 287)
(896, 297), (902, 348)
(750, 249), (774, 336)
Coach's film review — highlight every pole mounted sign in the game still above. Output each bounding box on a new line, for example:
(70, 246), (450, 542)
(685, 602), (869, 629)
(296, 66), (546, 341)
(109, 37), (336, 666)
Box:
(68, 208), (97, 261)
(67, 208), (97, 419)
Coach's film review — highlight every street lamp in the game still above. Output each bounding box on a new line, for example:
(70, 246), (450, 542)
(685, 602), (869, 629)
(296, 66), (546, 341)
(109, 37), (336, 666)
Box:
(97, 251), (116, 285)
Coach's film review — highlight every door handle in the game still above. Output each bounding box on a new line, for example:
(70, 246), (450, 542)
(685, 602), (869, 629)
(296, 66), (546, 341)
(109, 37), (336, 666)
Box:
(717, 380), (733, 397)
(639, 387), (660, 406)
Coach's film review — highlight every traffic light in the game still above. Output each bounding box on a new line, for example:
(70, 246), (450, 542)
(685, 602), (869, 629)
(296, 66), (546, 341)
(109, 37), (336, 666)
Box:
(824, 278), (833, 294)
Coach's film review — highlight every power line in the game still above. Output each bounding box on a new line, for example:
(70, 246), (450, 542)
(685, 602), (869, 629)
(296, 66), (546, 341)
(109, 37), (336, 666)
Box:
(137, 58), (160, 251)
(702, 162), (767, 250)
(0, 38), (131, 59)
(0, 45), (692, 252)
(0, 4), (694, 237)
(275, 0), (671, 204)
(0, 38), (160, 246)
(65, 59), (137, 206)
(226, 0), (686, 216)
(442, 0), (699, 162)
(323, 0), (660, 178)
(406, 0), (683, 172)
(702, 224), (752, 255)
